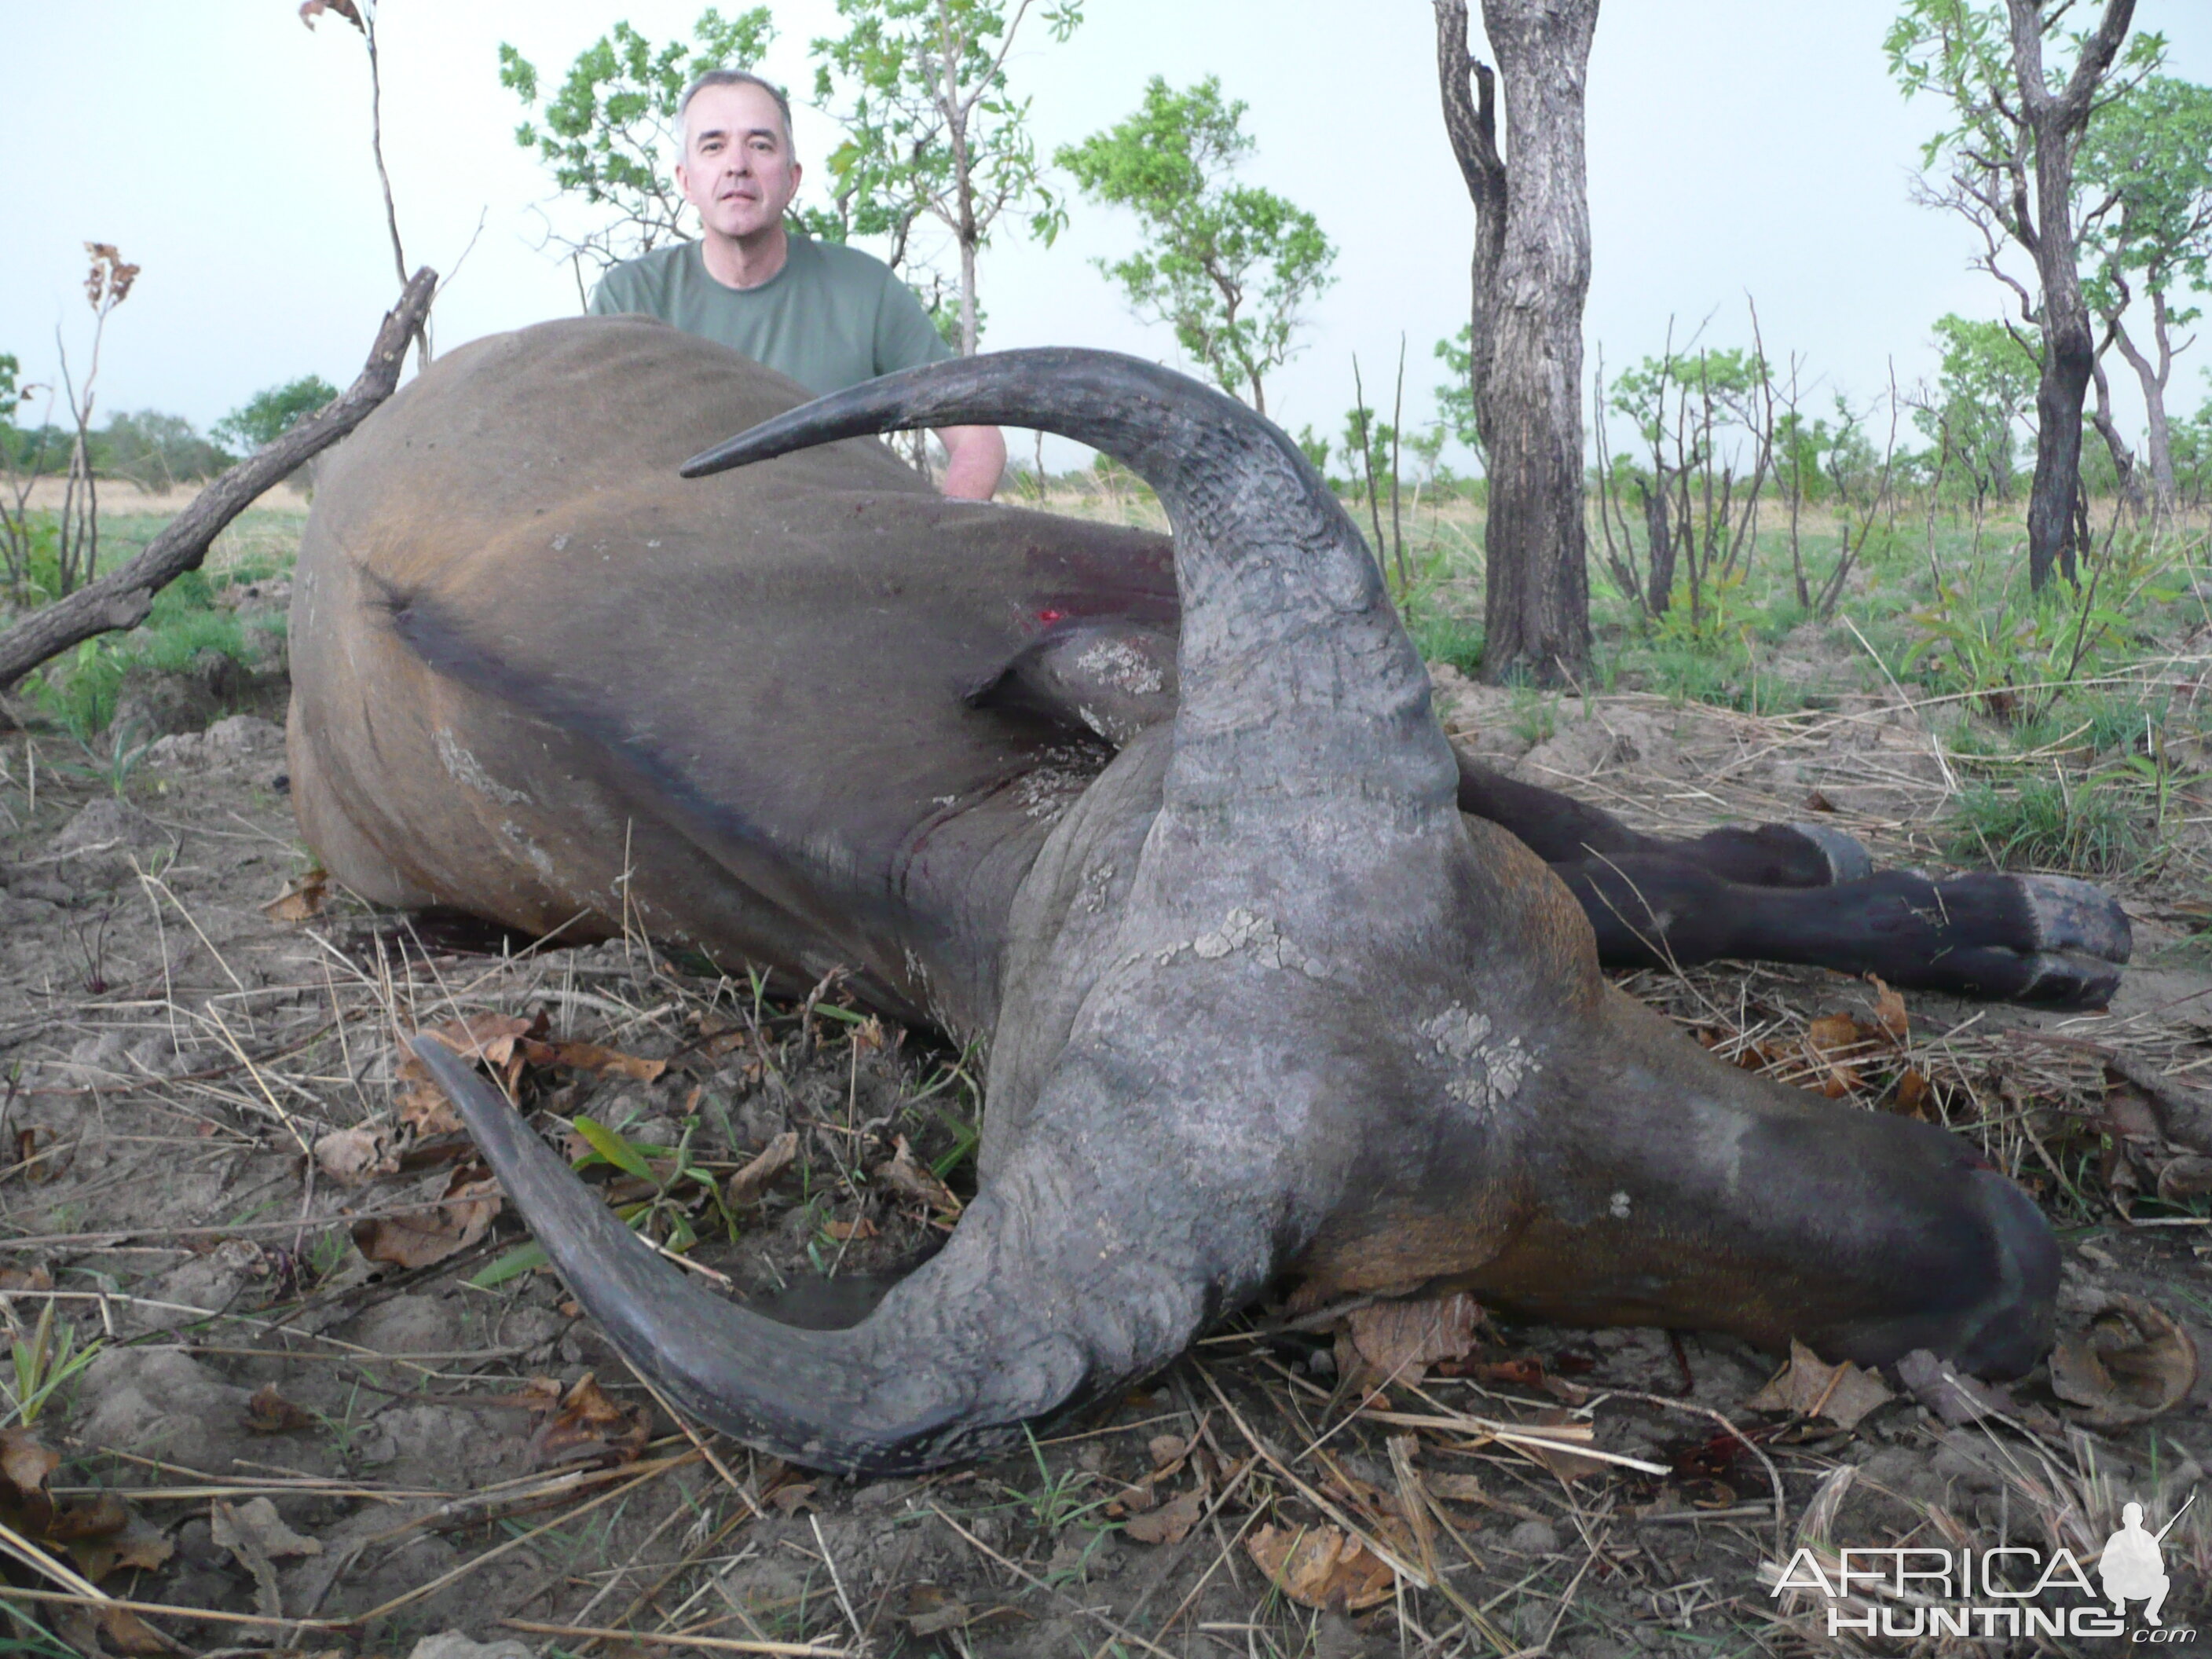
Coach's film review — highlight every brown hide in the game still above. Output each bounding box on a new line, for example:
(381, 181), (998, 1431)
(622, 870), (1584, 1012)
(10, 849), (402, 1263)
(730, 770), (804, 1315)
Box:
(291, 318), (1170, 1035)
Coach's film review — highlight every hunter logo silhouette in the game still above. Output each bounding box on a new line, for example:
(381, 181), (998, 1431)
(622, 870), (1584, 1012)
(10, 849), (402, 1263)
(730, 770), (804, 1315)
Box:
(2102, 1496), (2194, 1626)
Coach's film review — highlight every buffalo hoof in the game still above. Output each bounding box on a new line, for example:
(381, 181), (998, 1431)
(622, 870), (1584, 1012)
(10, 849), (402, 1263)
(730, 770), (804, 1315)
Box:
(1787, 821), (1873, 885)
(1917, 872), (2133, 1010)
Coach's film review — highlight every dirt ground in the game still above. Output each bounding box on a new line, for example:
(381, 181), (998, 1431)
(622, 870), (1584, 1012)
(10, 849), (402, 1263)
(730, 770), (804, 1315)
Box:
(0, 648), (2207, 1657)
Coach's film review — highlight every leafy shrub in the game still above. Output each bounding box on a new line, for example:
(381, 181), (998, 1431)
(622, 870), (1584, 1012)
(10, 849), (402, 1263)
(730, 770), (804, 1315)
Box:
(28, 566), (273, 741)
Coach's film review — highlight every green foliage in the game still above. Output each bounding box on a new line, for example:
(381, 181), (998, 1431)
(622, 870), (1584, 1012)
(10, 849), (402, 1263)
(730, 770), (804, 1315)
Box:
(811, 0), (1079, 354)
(1433, 325), (1482, 466)
(99, 409), (228, 490)
(3, 1306), (101, 1430)
(1914, 315), (2036, 507)
(1057, 77), (1335, 416)
(211, 375), (339, 455)
(2172, 390), (2212, 510)
(2079, 75), (2212, 318)
(1340, 403), (1393, 497)
(1884, 1), (2166, 173)
(28, 565), (266, 740)
(499, 9), (778, 275)
(1595, 338), (1774, 622)
(1405, 609), (1483, 679)
(1900, 527), (2181, 711)
(569, 1111), (731, 1254)
(1947, 774), (2141, 874)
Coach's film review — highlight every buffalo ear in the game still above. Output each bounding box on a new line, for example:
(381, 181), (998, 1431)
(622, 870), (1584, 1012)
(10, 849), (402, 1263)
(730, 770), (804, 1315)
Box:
(963, 620), (1178, 748)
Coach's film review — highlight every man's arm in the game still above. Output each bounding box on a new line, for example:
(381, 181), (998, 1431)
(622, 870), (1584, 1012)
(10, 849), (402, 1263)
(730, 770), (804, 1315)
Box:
(937, 424), (1005, 501)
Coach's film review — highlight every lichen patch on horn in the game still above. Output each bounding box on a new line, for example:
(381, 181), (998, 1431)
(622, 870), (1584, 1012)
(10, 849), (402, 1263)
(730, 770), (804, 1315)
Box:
(1419, 1002), (1540, 1113)
(1141, 907), (1327, 978)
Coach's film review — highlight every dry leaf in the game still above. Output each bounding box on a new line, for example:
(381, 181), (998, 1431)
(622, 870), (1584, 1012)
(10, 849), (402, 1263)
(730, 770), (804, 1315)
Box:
(313, 1123), (399, 1187)
(1510, 1410), (1613, 1484)
(298, 0), (365, 31)
(490, 1375), (566, 1414)
(1804, 1014), (1874, 1097)
(1123, 1487), (1206, 1545)
(1892, 1068), (1932, 1119)
(1867, 977), (1909, 1043)
(423, 1011), (544, 1069)
(1246, 1522), (1397, 1612)
(1806, 1016), (1862, 1051)
(873, 1134), (962, 1216)
(397, 1013), (540, 1133)
(351, 1164), (500, 1270)
(2156, 1155), (2212, 1201)
(727, 1130), (799, 1205)
(1148, 1433), (1188, 1470)
(532, 1372), (651, 1467)
(1745, 1338), (1894, 1430)
(212, 1496), (320, 1559)
(245, 1383), (317, 1434)
(262, 868), (328, 922)
(1423, 1471), (1489, 1503)
(1335, 1291), (1480, 1390)
(0, 1265), (54, 1292)
(212, 1495), (320, 1621)
(94, 1606), (171, 1656)
(70, 1513), (174, 1583)
(0, 1426), (60, 1498)
(1107, 1481), (1159, 1516)
(893, 1584), (1024, 1635)
(767, 1481), (819, 1514)
(2049, 1295), (2198, 1426)
(44, 1492), (130, 1542)
(519, 1037), (667, 1082)
(1894, 1349), (2005, 1425)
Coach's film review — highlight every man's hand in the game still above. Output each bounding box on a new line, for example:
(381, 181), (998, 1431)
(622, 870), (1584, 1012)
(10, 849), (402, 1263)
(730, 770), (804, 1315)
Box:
(937, 425), (1006, 501)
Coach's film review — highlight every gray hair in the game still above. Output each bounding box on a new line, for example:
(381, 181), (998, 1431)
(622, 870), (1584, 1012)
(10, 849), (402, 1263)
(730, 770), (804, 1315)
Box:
(676, 70), (795, 157)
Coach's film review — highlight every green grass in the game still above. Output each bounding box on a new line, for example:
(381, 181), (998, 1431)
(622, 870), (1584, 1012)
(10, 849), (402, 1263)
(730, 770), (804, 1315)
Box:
(1946, 773), (2144, 874)
(27, 560), (289, 741)
(1405, 607), (1484, 678)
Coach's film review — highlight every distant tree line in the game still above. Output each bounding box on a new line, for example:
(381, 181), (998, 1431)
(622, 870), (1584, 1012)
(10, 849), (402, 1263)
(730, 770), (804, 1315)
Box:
(0, 375), (339, 492)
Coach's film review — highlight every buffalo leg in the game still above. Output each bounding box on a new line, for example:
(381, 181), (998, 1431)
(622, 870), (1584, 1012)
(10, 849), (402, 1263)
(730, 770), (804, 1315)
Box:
(1555, 854), (2129, 1009)
(1451, 747), (1870, 888)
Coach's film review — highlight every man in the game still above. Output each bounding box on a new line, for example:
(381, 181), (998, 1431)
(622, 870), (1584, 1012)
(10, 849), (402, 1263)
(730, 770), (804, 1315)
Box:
(590, 70), (1005, 500)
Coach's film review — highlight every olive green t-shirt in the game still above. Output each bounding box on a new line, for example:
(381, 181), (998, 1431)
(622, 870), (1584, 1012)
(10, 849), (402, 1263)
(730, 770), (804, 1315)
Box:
(587, 235), (953, 395)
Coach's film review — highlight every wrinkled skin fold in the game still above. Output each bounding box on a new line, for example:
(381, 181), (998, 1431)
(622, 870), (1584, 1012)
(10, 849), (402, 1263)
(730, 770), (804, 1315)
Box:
(294, 320), (2060, 1474)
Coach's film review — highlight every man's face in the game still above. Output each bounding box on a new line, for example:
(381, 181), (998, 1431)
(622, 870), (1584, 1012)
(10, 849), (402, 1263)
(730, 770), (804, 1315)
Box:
(676, 82), (802, 244)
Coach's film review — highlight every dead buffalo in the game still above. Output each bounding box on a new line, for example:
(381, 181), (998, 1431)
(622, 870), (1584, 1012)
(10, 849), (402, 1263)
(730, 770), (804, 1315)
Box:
(293, 317), (2079, 1474)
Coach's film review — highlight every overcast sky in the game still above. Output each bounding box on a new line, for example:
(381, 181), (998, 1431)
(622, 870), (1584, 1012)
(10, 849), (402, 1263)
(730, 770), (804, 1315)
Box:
(5, 1), (2208, 468)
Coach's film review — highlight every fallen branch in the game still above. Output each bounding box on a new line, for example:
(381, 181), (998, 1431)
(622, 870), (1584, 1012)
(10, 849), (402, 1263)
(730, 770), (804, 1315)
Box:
(2019, 1032), (2212, 1154)
(0, 266), (437, 694)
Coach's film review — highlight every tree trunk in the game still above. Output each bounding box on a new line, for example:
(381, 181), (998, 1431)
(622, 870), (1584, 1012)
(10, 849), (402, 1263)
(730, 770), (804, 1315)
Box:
(2087, 353), (2139, 510)
(2009, 0), (2135, 590)
(1435, 0), (1596, 687)
(2109, 292), (2177, 515)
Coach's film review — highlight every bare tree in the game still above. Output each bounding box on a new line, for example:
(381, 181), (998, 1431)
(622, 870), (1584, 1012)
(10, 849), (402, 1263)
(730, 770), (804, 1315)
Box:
(1434, 0), (1596, 687)
(303, 0), (430, 364)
